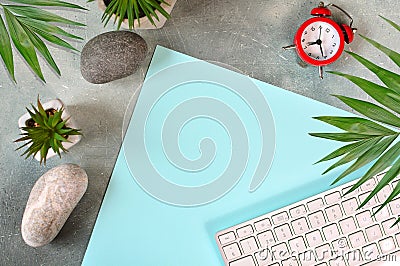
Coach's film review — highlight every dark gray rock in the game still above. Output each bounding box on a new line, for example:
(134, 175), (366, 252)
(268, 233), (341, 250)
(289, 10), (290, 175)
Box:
(21, 164), (88, 247)
(80, 31), (147, 84)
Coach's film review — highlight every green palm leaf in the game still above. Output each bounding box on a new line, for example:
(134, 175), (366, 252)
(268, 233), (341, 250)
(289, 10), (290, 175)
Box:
(0, 15), (14, 81)
(345, 51), (400, 94)
(4, 7), (44, 81)
(3, 5), (84, 26)
(333, 95), (400, 128)
(0, 0), (85, 82)
(7, 0), (87, 10)
(312, 16), (400, 222)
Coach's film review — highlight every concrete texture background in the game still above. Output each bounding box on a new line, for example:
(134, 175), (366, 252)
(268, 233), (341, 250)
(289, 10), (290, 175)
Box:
(0, 0), (399, 264)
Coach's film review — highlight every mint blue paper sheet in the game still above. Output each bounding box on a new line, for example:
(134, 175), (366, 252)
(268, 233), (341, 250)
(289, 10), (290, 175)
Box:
(82, 46), (365, 265)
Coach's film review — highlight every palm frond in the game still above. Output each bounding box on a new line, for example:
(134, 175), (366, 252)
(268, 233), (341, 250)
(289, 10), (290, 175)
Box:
(312, 16), (400, 221)
(0, 1), (85, 82)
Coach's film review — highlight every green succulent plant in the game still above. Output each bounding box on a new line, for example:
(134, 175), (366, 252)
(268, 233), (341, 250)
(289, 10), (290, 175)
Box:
(93, 0), (171, 30)
(310, 16), (400, 223)
(15, 98), (82, 165)
(0, 0), (86, 82)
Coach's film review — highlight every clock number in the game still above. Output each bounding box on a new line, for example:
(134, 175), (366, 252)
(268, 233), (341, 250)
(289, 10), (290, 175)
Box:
(304, 30), (308, 35)
(330, 50), (333, 54)
(303, 46), (308, 50)
(324, 56), (327, 59)
(302, 39), (305, 42)
(318, 25), (322, 29)
(332, 34), (335, 38)
(316, 56), (320, 59)
(332, 43), (336, 47)
(326, 28), (330, 33)
(308, 53), (312, 56)
(311, 26), (315, 31)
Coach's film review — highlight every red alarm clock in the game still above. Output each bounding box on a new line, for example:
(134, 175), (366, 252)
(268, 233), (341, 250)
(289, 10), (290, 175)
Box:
(284, 2), (357, 78)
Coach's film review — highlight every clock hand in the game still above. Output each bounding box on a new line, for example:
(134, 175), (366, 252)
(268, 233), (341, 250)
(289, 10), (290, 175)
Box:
(307, 41), (318, 46)
(319, 27), (322, 40)
(319, 44), (324, 57)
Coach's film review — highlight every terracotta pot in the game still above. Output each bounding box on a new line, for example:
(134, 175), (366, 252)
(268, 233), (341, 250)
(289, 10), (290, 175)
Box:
(97, 0), (176, 29)
(18, 99), (82, 161)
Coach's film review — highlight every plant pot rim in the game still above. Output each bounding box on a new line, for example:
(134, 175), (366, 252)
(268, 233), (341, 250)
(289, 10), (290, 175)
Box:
(18, 99), (81, 162)
(97, 0), (176, 29)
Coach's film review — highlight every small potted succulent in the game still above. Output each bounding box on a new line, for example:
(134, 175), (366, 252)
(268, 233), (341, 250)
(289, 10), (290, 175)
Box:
(94, 0), (176, 30)
(16, 97), (82, 164)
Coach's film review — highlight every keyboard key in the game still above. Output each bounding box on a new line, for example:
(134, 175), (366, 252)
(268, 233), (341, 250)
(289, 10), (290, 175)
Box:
(272, 211), (289, 225)
(362, 243), (379, 262)
(329, 256), (346, 266)
(229, 256), (255, 266)
(308, 211), (326, 228)
(240, 237), (258, 254)
(222, 243), (241, 260)
(257, 230), (275, 248)
(378, 237), (396, 254)
(342, 185), (359, 198)
(274, 224), (293, 242)
(229, 256), (256, 266)
(307, 198), (324, 212)
(382, 218), (399, 235)
(349, 231), (367, 248)
(323, 223), (340, 241)
(325, 191), (341, 205)
(271, 243), (290, 260)
(254, 218), (271, 232)
(376, 185), (392, 203)
(365, 224), (383, 242)
(342, 197), (358, 215)
(305, 229), (324, 247)
(282, 256), (299, 266)
(254, 249), (272, 266)
(292, 217), (309, 235)
(361, 178), (376, 192)
(289, 205), (307, 219)
(346, 249), (363, 265)
(391, 178), (400, 188)
(339, 217), (357, 235)
(372, 206), (391, 221)
(298, 250), (316, 266)
(289, 236), (307, 253)
(359, 192), (377, 209)
(356, 210), (374, 228)
(389, 198), (400, 215)
(237, 224), (253, 238)
(315, 244), (330, 261)
(219, 231), (236, 245)
(332, 237), (349, 252)
(325, 204), (343, 222)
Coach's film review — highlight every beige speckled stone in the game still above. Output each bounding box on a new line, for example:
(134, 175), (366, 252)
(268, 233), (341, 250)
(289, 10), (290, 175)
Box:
(21, 164), (88, 247)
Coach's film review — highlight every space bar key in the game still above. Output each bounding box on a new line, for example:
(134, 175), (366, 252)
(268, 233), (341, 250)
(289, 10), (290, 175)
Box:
(229, 256), (256, 266)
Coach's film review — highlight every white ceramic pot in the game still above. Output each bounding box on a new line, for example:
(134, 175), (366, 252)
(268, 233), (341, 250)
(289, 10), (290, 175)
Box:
(18, 99), (82, 161)
(97, 0), (176, 29)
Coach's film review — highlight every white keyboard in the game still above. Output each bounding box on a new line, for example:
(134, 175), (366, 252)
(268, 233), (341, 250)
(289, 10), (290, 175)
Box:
(215, 170), (400, 266)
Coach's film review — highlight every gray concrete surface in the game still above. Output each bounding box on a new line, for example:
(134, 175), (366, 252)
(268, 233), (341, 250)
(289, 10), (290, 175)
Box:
(0, 0), (399, 265)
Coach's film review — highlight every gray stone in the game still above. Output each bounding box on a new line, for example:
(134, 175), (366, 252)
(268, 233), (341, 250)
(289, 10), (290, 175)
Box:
(21, 164), (88, 247)
(80, 31), (147, 84)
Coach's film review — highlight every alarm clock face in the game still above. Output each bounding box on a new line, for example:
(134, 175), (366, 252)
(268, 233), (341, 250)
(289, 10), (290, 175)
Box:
(294, 17), (345, 66)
